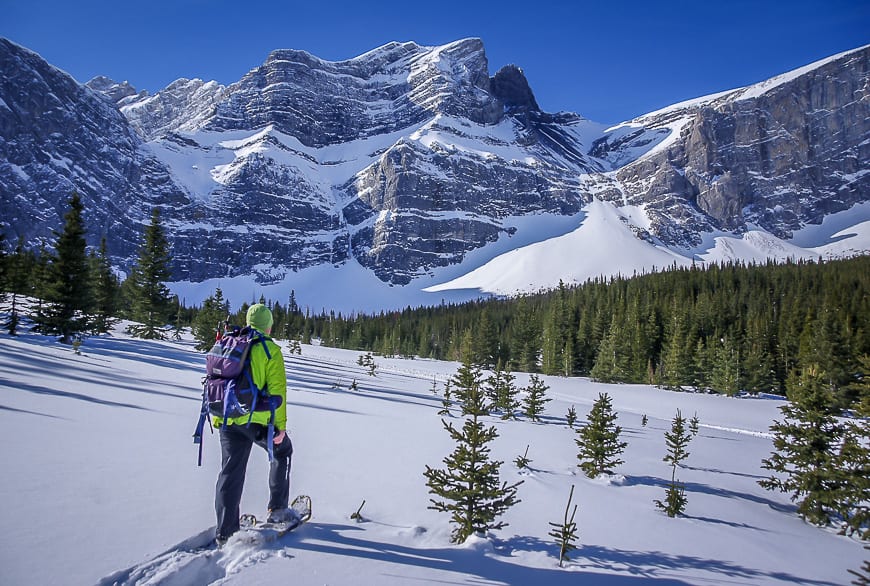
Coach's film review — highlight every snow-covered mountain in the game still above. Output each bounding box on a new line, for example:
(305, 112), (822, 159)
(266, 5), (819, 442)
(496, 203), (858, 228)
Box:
(1, 37), (868, 310)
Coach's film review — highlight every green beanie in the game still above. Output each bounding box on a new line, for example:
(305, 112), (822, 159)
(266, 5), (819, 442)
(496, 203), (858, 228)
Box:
(246, 303), (273, 333)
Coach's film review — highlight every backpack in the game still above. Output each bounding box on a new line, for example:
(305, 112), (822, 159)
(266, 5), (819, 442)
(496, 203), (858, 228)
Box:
(193, 325), (282, 465)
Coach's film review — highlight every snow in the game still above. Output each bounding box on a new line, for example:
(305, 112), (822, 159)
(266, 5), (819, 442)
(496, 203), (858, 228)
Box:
(426, 198), (693, 296)
(0, 324), (864, 585)
(425, 198), (870, 299)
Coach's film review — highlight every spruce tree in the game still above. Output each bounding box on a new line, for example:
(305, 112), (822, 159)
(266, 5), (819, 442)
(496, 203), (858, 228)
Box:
(689, 412), (700, 436)
(575, 393), (628, 478)
(654, 409), (692, 517)
(424, 362), (522, 543)
(661, 303), (693, 390)
(35, 192), (93, 343)
(711, 336), (740, 396)
(192, 287), (229, 350)
(126, 208), (173, 339)
(510, 297), (539, 372)
(759, 365), (845, 527)
(830, 419), (870, 539)
(89, 236), (119, 334)
(451, 353), (486, 417)
(4, 237), (30, 335)
(566, 405), (577, 428)
(522, 374), (551, 422)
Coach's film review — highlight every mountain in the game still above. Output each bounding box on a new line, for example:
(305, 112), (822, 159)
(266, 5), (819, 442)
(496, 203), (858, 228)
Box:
(0, 37), (868, 309)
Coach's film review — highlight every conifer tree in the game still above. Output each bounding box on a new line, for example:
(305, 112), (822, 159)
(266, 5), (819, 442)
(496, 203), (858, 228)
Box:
(548, 484), (579, 567)
(566, 405), (577, 429)
(575, 393), (627, 478)
(126, 208), (173, 339)
(451, 352), (486, 417)
(661, 303), (693, 390)
(522, 374), (551, 422)
(590, 316), (631, 383)
(689, 412), (700, 436)
(89, 236), (119, 334)
(711, 336), (740, 396)
(692, 338), (712, 391)
(510, 297), (539, 373)
(35, 192), (93, 343)
(4, 237), (30, 336)
(847, 355), (870, 417)
(759, 365), (845, 527)
(192, 287), (229, 350)
(655, 409), (692, 517)
(424, 362), (522, 543)
(484, 361), (520, 418)
(830, 419), (870, 539)
(472, 307), (499, 368)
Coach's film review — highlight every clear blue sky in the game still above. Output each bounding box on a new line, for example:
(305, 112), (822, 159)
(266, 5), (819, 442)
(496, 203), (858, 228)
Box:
(2, 0), (868, 124)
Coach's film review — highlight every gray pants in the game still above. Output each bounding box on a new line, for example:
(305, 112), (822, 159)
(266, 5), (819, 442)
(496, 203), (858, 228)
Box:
(215, 423), (293, 540)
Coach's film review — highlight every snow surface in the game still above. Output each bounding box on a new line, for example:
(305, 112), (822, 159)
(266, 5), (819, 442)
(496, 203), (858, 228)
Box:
(0, 324), (865, 585)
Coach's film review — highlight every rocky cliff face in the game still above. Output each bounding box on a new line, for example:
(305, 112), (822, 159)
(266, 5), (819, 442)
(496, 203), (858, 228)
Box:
(0, 39), (192, 262)
(592, 46), (870, 247)
(0, 37), (867, 288)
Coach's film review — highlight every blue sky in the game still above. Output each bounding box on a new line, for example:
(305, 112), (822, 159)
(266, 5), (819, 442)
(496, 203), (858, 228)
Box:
(2, 0), (868, 124)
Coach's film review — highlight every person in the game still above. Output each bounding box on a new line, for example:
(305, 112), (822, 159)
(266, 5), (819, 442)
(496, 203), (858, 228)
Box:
(213, 303), (294, 545)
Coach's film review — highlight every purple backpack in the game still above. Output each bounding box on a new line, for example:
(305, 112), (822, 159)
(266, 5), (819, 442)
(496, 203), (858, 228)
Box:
(193, 326), (282, 465)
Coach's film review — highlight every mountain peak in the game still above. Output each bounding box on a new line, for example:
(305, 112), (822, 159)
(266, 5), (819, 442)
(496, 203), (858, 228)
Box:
(491, 64), (539, 112)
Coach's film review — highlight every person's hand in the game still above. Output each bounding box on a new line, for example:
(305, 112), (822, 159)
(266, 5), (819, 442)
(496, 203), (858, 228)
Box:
(273, 430), (286, 444)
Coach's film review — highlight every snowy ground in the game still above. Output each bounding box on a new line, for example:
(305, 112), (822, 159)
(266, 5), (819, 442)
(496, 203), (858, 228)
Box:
(0, 325), (865, 585)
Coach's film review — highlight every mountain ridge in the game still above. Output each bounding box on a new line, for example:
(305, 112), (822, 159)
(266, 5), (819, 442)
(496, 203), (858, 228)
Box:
(0, 37), (868, 309)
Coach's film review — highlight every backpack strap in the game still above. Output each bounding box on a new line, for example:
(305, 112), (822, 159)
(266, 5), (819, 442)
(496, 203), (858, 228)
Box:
(193, 379), (214, 467)
(246, 330), (278, 462)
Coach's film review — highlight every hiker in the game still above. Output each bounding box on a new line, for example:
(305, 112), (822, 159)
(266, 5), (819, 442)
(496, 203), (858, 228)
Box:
(213, 303), (293, 545)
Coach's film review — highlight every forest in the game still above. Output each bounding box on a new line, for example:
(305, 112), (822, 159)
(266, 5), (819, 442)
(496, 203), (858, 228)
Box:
(299, 257), (870, 408)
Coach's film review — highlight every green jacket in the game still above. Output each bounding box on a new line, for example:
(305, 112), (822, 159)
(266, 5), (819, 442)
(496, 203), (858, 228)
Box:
(213, 333), (287, 431)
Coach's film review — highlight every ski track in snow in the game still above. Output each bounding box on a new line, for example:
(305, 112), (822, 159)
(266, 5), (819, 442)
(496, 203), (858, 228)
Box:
(99, 528), (292, 586)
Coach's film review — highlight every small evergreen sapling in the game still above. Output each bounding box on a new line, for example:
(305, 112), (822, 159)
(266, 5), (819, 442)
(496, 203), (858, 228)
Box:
(485, 362), (520, 418)
(566, 405), (577, 429)
(655, 409), (692, 517)
(514, 445), (532, 470)
(438, 380), (453, 416)
(548, 484), (580, 568)
(575, 393), (628, 478)
(689, 412), (700, 436)
(523, 374), (551, 422)
(357, 352), (378, 376)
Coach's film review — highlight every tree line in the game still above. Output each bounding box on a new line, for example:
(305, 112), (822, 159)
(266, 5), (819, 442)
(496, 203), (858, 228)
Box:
(306, 257), (869, 411)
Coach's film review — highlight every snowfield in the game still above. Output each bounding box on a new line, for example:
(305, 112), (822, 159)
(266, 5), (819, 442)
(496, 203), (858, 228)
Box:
(0, 325), (865, 585)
